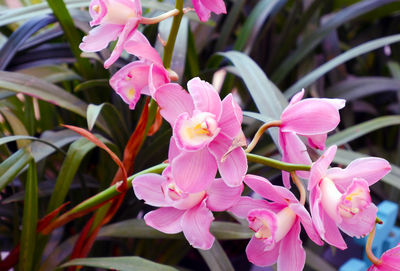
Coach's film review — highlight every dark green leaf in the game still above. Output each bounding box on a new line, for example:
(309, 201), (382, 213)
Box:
(19, 158), (38, 271)
(60, 256), (178, 271)
(198, 241), (234, 271)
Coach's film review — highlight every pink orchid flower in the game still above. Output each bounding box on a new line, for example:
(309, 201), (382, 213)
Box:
(154, 77), (247, 193)
(279, 90), (345, 188)
(132, 161), (243, 249)
(109, 60), (169, 110)
(229, 175), (323, 270)
(308, 145), (391, 249)
(368, 242), (400, 270)
(192, 0), (226, 22)
(80, 0), (160, 68)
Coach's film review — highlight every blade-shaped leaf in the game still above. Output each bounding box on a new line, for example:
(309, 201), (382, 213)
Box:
(285, 33), (400, 98)
(0, 148), (31, 190)
(0, 71), (110, 134)
(325, 77), (400, 100)
(327, 116), (400, 147)
(272, 0), (399, 83)
(19, 158), (38, 271)
(198, 240), (234, 271)
(99, 219), (252, 240)
(47, 138), (96, 212)
(60, 256), (178, 271)
(219, 51), (287, 148)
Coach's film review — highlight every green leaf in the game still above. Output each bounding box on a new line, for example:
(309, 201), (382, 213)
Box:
(0, 148), (31, 190)
(284, 33), (400, 98)
(99, 219), (253, 240)
(73, 79), (109, 92)
(0, 107), (30, 148)
(219, 51), (287, 147)
(325, 77), (400, 100)
(272, 0), (399, 83)
(60, 256), (178, 271)
(46, 0), (92, 79)
(198, 240), (234, 271)
(334, 149), (400, 190)
(47, 138), (96, 212)
(234, 0), (280, 51)
(86, 103), (128, 146)
(327, 116), (400, 147)
(19, 65), (81, 83)
(0, 71), (110, 134)
(19, 158), (38, 271)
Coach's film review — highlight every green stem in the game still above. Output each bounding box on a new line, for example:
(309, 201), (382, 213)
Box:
(143, 0), (183, 137)
(162, 0), (184, 68)
(246, 153), (311, 172)
(68, 163), (167, 215)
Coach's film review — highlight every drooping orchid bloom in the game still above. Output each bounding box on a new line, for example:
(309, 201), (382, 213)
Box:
(154, 77), (247, 193)
(279, 89), (345, 187)
(109, 60), (169, 109)
(308, 145), (391, 249)
(80, 0), (160, 68)
(229, 175), (323, 270)
(192, 0), (226, 22)
(368, 242), (400, 270)
(132, 139), (243, 249)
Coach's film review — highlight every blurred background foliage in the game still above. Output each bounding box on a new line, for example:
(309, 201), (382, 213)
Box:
(0, 0), (399, 270)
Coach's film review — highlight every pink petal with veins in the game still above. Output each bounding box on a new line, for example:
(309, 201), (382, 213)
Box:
(155, 83), (194, 126)
(187, 77), (222, 120)
(171, 148), (217, 193)
(144, 207), (184, 234)
(208, 133), (247, 187)
(181, 200), (215, 249)
(206, 178), (243, 211)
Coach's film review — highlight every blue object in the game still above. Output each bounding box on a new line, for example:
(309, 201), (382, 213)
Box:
(382, 226), (400, 252)
(339, 258), (368, 271)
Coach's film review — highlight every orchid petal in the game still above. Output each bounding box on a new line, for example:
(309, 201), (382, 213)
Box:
(192, 0), (211, 22)
(208, 133), (247, 187)
(144, 207), (184, 234)
(132, 173), (168, 207)
(104, 18), (140, 68)
(244, 174), (298, 204)
(327, 157), (391, 190)
(199, 0), (226, 15)
(288, 89), (304, 105)
(181, 200), (215, 249)
(124, 31), (163, 66)
(308, 145), (337, 190)
(148, 64), (169, 96)
(379, 243), (400, 270)
(289, 203), (323, 245)
(278, 221), (305, 271)
(281, 99), (340, 135)
(279, 132), (311, 185)
(187, 77), (222, 120)
(172, 148), (217, 193)
(79, 24), (122, 52)
(155, 83), (194, 126)
(307, 133), (327, 150)
(218, 94), (243, 138)
(229, 196), (274, 218)
(246, 236), (280, 267)
(206, 178), (243, 211)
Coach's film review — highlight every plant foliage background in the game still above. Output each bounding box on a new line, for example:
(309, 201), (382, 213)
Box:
(0, 0), (399, 270)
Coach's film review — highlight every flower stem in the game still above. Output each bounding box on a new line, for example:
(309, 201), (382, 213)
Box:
(40, 163), (168, 234)
(141, 9), (180, 25)
(162, 0), (184, 69)
(245, 120), (282, 153)
(246, 153), (311, 172)
(291, 172), (306, 205)
(366, 221), (382, 266)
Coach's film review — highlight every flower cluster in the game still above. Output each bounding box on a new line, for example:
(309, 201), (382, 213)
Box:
(80, 0), (395, 270)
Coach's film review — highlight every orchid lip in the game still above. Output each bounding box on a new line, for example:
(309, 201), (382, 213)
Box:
(175, 112), (220, 151)
(162, 181), (206, 210)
